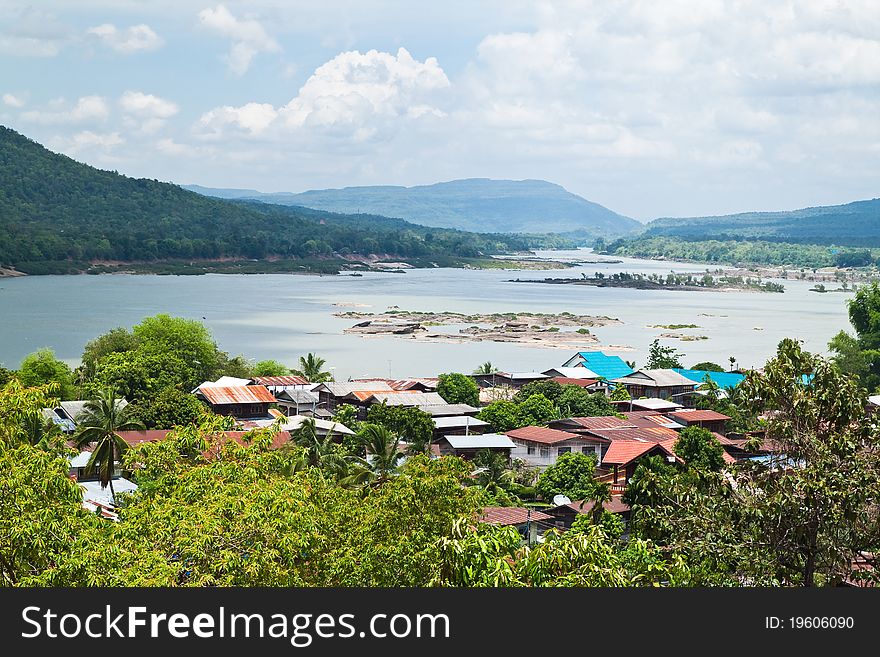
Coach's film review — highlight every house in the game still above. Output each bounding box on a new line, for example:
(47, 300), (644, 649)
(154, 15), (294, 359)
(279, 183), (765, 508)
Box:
(193, 384), (277, 419)
(478, 506), (554, 544)
(472, 371), (549, 389)
(274, 388), (320, 416)
(611, 369), (698, 402)
(665, 409), (732, 435)
(550, 415), (634, 433)
(43, 398), (130, 434)
(79, 477), (138, 519)
(560, 351), (635, 380)
(596, 437), (680, 491)
(543, 497), (631, 530)
(351, 377), (439, 392)
(549, 377), (606, 392)
(431, 415), (490, 439)
(434, 433), (516, 460)
(251, 375), (310, 394)
(313, 381), (395, 413)
(507, 425), (605, 468)
(420, 403), (481, 417)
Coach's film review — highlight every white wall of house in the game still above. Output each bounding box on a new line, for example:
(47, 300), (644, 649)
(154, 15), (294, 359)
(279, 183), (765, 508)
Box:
(511, 439), (603, 468)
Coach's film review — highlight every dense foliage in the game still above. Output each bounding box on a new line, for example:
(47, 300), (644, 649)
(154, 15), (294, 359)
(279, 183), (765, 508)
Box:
(437, 373), (481, 407)
(0, 127), (537, 274)
(830, 281), (880, 392)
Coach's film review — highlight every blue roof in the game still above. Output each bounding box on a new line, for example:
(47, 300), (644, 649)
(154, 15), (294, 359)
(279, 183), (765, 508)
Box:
(674, 369), (745, 389)
(573, 351), (634, 380)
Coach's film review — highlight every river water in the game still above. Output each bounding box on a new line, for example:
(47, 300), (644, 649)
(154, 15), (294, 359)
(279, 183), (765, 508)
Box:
(0, 250), (851, 378)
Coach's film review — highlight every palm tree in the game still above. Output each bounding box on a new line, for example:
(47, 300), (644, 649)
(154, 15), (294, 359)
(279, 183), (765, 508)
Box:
(340, 424), (405, 488)
(473, 361), (498, 375)
(21, 412), (63, 451)
(291, 353), (333, 383)
(74, 388), (144, 504)
(286, 417), (347, 477)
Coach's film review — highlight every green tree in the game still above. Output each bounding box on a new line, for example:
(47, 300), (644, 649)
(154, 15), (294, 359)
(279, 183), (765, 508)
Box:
(473, 361), (498, 375)
(535, 451), (600, 501)
(518, 393), (557, 426)
(80, 327), (138, 380)
(646, 339), (683, 369)
(477, 399), (522, 432)
(437, 372), (480, 407)
(17, 348), (75, 400)
(128, 386), (208, 429)
(609, 384), (631, 402)
(133, 314), (224, 385)
(691, 361), (725, 372)
(286, 417), (348, 477)
(830, 281), (880, 390)
(513, 380), (564, 405)
(366, 403), (434, 455)
(252, 359), (290, 377)
(556, 386), (616, 417)
(291, 353), (333, 383)
(673, 426), (725, 472)
(342, 423), (406, 487)
(74, 388), (145, 502)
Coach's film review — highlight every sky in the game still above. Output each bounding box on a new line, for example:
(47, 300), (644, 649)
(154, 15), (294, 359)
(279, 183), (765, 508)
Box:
(1, 0), (878, 221)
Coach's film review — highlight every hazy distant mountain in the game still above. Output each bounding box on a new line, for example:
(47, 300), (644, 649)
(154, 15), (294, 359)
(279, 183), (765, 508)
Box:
(184, 178), (641, 237)
(644, 198), (880, 247)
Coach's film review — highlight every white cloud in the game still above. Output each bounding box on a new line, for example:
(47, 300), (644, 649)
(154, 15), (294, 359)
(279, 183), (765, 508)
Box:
(0, 7), (72, 57)
(198, 4), (280, 75)
(53, 131), (124, 156)
(198, 46), (449, 142)
(2, 93), (25, 108)
(21, 96), (110, 125)
(87, 23), (164, 54)
(119, 91), (179, 133)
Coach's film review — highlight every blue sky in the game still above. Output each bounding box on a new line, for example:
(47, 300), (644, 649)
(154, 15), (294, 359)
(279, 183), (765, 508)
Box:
(1, 1), (878, 220)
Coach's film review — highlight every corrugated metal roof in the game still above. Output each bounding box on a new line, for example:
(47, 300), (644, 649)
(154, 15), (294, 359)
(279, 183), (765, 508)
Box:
(252, 375), (309, 386)
(281, 415), (355, 436)
(369, 392), (447, 406)
(547, 498), (630, 515)
(587, 426), (680, 443)
(116, 430), (173, 446)
(567, 416), (634, 430)
(613, 369), (698, 387)
(316, 381), (394, 396)
(199, 376), (253, 388)
(349, 389), (422, 402)
(673, 369), (746, 389)
(276, 389), (319, 404)
(569, 352), (635, 380)
(421, 403), (480, 416)
(542, 366), (601, 379)
(602, 439), (674, 466)
(432, 416), (489, 429)
(442, 434), (516, 449)
(479, 507), (553, 526)
(551, 377), (601, 388)
(506, 425), (584, 445)
(197, 385), (277, 405)
(667, 409), (732, 423)
(624, 398), (684, 411)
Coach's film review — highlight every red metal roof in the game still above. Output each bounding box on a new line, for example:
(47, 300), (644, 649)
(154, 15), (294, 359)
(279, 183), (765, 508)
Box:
(551, 377), (601, 388)
(667, 409), (732, 423)
(479, 507), (554, 526)
(550, 497), (630, 515)
(506, 425), (585, 445)
(116, 430), (172, 446)
(568, 416), (634, 431)
(620, 410), (663, 419)
(252, 375), (309, 386)
(350, 389), (422, 401)
(588, 426), (680, 443)
(198, 385), (277, 405)
(602, 440), (675, 466)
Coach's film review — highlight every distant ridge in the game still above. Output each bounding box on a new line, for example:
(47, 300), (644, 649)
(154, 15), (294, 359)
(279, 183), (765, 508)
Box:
(184, 178), (641, 237)
(644, 198), (880, 247)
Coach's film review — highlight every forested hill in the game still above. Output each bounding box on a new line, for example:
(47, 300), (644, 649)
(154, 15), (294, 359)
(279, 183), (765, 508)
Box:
(185, 178), (641, 237)
(644, 198), (880, 247)
(0, 127), (538, 274)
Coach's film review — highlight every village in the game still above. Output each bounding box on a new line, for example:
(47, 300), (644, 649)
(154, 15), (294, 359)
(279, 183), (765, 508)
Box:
(46, 348), (795, 543)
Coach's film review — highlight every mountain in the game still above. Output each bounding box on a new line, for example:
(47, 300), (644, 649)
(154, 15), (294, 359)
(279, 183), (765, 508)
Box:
(184, 178), (641, 237)
(0, 126), (537, 274)
(643, 198), (880, 247)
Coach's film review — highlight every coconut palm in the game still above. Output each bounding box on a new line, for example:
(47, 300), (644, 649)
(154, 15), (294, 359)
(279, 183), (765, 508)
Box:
(286, 417), (348, 477)
(74, 388), (144, 504)
(21, 412), (63, 451)
(291, 353), (333, 383)
(340, 423), (405, 488)
(473, 361), (498, 375)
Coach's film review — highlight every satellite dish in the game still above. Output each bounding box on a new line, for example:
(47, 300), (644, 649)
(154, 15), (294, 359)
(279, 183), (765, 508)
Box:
(553, 494), (572, 506)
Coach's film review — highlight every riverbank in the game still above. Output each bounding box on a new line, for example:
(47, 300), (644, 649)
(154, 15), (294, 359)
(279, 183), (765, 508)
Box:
(508, 274), (785, 293)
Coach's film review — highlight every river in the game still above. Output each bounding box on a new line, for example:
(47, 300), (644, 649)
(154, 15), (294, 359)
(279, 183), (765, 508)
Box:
(0, 250), (851, 379)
